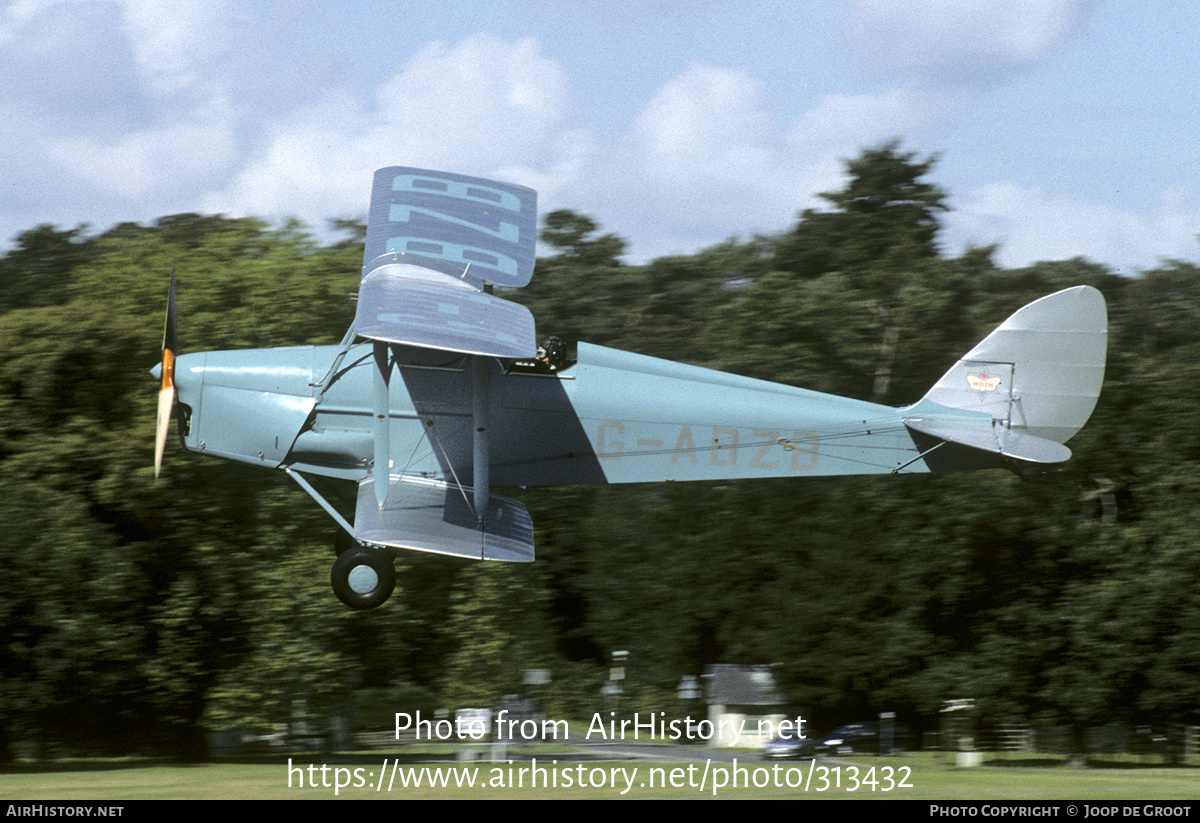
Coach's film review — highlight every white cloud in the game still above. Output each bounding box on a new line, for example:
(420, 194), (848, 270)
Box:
(202, 34), (585, 228)
(118, 0), (241, 97)
(634, 65), (775, 183)
(845, 0), (1096, 81)
(602, 65), (796, 256)
(374, 36), (572, 171)
(787, 86), (961, 158)
(0, 0), (62, 35)
(0, 0), (1188, 281)
(0, 1), (140, 121)
(0, 17), (589, 241)
(947, 181), (1200, 272)
(0, 0), (245, 232)
(49, 97), (239, 200)
(603, 66), (968, 260)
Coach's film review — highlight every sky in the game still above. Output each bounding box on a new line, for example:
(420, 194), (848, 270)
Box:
(1, 0), (1197, 274)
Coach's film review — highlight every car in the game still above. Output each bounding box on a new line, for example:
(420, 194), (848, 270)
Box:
(814, 722), (911, 756)
(762, 721), (911, 759)
(762, 726), (817, 759)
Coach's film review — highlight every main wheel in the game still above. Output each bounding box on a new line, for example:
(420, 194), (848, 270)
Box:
(331, 546), (396, 609)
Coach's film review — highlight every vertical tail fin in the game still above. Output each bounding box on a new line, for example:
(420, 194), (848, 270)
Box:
(905, 286), (1107, 462)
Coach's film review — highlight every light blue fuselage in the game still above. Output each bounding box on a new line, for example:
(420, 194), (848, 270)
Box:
(172, 341), (943, 489)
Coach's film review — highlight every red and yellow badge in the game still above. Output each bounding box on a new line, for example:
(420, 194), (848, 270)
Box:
(966, 371), (1002, 392)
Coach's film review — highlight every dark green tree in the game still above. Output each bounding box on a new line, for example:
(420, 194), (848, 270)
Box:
(539, 210), (627, 266)
(512, 210), (635, 348)
(774, 141), (948, 283)
(0, 224), (93, 312)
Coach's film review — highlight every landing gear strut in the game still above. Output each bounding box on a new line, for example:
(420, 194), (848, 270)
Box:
(331, 546), (396, 609)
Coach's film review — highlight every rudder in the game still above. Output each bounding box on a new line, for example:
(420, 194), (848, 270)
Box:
(913, 286), (1107, 446)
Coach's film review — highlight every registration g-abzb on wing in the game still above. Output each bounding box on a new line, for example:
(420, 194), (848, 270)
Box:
(152, 166), (1107, 609)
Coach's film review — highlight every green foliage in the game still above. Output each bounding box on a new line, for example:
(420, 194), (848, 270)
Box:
(0, 224), (93, 311)
(539, 209), (627, 266)
(0, 217), (368, 758)
(773, 140), (948, 287)
(439, 562), (555, 708)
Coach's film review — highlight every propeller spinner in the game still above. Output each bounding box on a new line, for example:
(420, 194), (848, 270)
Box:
(154, 272), (178, 478)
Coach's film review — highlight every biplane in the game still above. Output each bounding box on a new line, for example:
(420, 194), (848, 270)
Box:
(153, 167), (1107, 609)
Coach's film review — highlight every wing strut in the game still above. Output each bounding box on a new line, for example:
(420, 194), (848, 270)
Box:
(285, 468), (355, 538)
(891, 441), (946, 474)
(472, 354), (490, 524)
(372, 341), (391, 508)
(367, 344), (492, 524)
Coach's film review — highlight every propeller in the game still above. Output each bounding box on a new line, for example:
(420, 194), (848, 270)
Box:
(154, 272), (178, 479)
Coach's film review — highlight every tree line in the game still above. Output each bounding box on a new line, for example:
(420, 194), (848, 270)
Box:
(2, 143), (1198, 759)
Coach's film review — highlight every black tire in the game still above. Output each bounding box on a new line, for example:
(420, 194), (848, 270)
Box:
(331, 546), (396, 609)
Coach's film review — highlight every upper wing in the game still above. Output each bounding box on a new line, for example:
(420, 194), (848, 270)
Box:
(362, 167), (537, 287)
(355, 167), (538, 358)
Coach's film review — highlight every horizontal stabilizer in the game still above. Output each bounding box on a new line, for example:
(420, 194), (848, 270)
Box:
(354, 475), (534, 562)
(904, 417), (1072, 464)
(363, 166), (537, 289)
(354, 262), (536, 358)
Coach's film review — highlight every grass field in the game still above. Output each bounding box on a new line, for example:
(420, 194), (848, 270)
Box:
(3, 753), (1200, 800)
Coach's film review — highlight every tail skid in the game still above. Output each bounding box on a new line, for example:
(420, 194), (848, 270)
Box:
(903, 286), (1107, 465)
